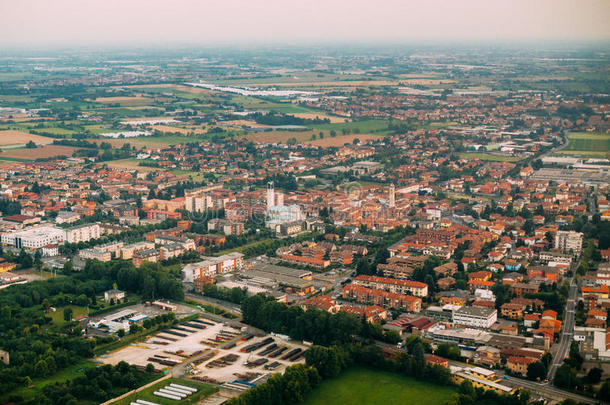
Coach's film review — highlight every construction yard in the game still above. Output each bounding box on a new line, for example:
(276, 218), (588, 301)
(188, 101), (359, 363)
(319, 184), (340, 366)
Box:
(96, 317), (307, 386)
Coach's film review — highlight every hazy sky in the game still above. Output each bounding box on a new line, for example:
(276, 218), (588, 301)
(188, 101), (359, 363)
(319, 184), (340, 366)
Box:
(1, 0), (609, 45)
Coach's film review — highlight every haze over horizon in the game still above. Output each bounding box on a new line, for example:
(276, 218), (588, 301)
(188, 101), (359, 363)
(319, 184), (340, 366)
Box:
(1, 0), (609, 46)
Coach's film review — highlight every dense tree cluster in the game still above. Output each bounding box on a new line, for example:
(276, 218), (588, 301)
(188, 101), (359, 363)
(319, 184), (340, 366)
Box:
(241, 294), (361, 346)
(9, 361), (156, 405)
(200, 284), (248, 305)
(83, 260), (184, 301)
(0, 258), (184, 398)
(0, 198), (21, 216)
(226, 363), (321, 405)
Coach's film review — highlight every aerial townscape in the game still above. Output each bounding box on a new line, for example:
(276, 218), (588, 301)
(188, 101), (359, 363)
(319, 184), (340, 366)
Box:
(0, 1), (609, 405)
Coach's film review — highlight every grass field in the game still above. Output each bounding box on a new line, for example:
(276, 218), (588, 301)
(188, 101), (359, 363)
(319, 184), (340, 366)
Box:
(87, 135), (206, 148)
(242, 130), (320, 144)
(556, 132), (610, 157)
(306, 134), (383, 147)
(313, 119), (390, 134)
(458, 152), (521, 162)
(48, 305), (88, 326)
(1, 360), (99, 403)
(103, 158), (158, 172)
(33, 126), (78, 135)
(111, 377), (217, 405)
(302, 367), (457, 405)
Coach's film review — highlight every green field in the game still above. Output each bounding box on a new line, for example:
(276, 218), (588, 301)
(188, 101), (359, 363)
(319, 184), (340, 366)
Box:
(314, 118), (390, 134)
(49, 305), (88, 326)
(111, 377), (218, 405)
(458, 152), (520, 162)
(1, 360), (99, 403)
(302, 367), (457, 405)
(557, 132), (610, 157)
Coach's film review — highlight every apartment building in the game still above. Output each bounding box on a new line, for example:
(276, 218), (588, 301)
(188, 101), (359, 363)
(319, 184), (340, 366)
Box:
(342, 284), (422, 312)
(132, 249), (160, 267)
(207, 218), (245, 236)
(181, 252), (245, 282)
(64, 223), (101, 244)
(554, 230), (583, 255)
(354, 275), (428, 297)
(79, 248), (111, 262)
(453, 306), (497, 329)
(119, 241), (155, 260)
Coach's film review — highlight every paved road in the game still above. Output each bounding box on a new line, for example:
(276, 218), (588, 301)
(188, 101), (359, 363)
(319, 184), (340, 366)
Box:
(548, 276), (579, 381)
(375, 340), (598, 404)
(186, 292), (242, 315)
(503, 375), (598, 404)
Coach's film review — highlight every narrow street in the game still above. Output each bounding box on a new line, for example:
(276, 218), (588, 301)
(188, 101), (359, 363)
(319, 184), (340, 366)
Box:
(547, 278), (578, 381)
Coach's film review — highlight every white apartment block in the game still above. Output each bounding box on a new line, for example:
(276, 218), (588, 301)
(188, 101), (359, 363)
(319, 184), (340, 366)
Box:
(184, 185), (227, 213)
(554, 230), (583, 256)
(80, 248), (111, 262)
(182, 252), (244, 282)
(64, 223), (101, 244)
(1, 226), (65, 249)
(453, 306), (497, 329)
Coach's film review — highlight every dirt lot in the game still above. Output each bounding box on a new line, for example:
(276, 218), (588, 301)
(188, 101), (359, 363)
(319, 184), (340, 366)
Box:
(0, 130), (53, 146)
(97, 319), (306, 383)
(0, 144), (79, 159)
(306, 134), (383, 147)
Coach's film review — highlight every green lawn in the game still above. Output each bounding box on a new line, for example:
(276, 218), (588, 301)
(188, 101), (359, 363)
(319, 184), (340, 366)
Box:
(111, 377), (218, 405)
(558, 132), (610, 157)
(302, 367), (457, 405)
(49, 305), (88, 326)
(1, 360), (99, 403)
(458, 152), (520, 162)
(304, 367), (456, 405)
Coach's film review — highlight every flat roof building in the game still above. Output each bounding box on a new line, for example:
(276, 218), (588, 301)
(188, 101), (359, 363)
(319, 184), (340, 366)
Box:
(454, 306), (497, 329)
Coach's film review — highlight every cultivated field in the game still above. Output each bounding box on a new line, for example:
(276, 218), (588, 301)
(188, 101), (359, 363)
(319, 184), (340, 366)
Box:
(301, 367), (457, 405)
(242, 130), (319, 144)
(222, 119), (270, 128)
(458, 152), (521, 162)
(87, 135), (203, 148)
(0, 145), (79, 160)
(306, 134), (383, 147)
(103, 159), (158, 172)
(151, 124), (208, 135)
(0, 130), (53, 146)
(93, 95), (152, 106)
(292, 112), (347, 123)
(123, 83), (217, 95)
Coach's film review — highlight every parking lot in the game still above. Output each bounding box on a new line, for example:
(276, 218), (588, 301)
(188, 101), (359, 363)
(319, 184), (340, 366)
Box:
(96, 317), (307, 384)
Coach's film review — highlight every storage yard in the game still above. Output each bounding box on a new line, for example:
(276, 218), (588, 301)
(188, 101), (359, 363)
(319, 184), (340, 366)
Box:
(97, 317), (307, 385)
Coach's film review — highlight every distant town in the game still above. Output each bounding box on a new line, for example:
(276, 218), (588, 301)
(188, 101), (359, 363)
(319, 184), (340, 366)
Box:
(0, 45), (608, 405)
